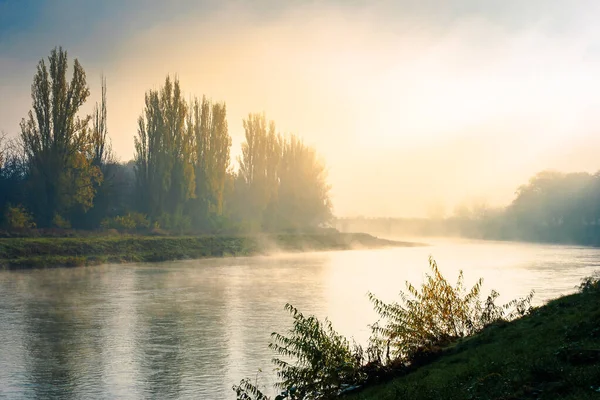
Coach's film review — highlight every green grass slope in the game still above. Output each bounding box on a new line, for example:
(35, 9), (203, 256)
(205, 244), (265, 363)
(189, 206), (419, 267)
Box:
(349, 288), (600, 400)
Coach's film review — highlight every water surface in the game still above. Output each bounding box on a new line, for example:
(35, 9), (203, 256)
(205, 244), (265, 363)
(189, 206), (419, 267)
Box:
(1, 239), (599, 399)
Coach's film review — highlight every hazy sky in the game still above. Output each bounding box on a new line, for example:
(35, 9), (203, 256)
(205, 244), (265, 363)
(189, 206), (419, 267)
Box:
(2, 0), (600, 217)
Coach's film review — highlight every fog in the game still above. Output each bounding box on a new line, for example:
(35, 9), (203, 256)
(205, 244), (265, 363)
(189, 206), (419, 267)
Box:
(2, 0), (600, 217)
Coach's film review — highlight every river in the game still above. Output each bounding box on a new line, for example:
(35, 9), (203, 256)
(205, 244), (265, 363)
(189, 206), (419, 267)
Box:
(0, 238), (599, 399)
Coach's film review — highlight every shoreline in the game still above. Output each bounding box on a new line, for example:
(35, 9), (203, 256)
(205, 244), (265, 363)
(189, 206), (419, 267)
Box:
(0, 232), (425, 270)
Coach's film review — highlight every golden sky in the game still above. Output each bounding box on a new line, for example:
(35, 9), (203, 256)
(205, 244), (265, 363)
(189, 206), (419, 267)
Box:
(2, 1), (600, 217)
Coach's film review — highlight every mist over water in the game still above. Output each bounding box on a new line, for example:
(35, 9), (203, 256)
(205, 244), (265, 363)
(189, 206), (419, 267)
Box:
(1, 240), (598, 399)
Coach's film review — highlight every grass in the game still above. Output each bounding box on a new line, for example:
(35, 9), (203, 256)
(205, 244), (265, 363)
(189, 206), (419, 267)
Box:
(348, 286), (600, 400)
(0, 232), (417, 269)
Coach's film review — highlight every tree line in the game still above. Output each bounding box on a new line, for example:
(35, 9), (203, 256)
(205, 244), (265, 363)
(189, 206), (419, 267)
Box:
(339, 170), (600, 247)
(451, 170), (600, 245)
(0, 47), (332, 233)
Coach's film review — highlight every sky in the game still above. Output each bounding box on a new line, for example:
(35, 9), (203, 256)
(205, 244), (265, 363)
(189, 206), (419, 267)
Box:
(2, 0), (600, 217)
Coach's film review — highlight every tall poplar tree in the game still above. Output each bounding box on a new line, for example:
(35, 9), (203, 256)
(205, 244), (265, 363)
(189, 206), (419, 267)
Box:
(134, 76), (195, 225)
(20, 47), (102, 226)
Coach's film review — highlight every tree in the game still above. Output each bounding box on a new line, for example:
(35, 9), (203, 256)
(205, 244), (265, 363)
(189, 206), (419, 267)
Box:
(91, 75), (111, 166)
(0, 131), (5, 168)
(237, 113), (281, 228)
(134, 76), (195, 226)
(0, 134), (27, 224)
(19, 47), (102, 226)
(236, 114), (331, 231)
(192, 96), (232, 221)
(276, 134), (331, 230)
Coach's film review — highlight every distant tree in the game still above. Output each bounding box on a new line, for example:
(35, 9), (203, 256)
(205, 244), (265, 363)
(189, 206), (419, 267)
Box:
(237, 113), (281, 228)
(19, 47), (102, 226)
(91, 75), (111, 166)
(236, 114), (331, 231)
(276, 134), (332, 230)
(191, 96), (232, 223)
(134, 76), (195, 226)
(0, 131), (5, 168)
(73, 77), (134, 229)
(0, 135), (27, 223)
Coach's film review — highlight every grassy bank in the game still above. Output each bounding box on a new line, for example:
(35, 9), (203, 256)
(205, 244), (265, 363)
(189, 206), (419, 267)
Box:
(0, 232), (419, 270)
(349, 286), (600, 400)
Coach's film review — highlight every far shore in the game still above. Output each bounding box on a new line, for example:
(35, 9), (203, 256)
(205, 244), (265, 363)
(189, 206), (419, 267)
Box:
(0, 231), (426, 270)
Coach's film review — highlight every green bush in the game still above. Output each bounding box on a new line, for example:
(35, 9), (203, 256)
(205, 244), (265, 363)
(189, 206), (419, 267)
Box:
(579, 271), (600, 293)
(368, 256), (533, 364)
(234, 303), (365, 400)
(4, 205), (36, 229)
(100, 212), (149, 232)
(52, 213), (71, 229)
(233, 378), (270, 400)
(234, 258), (535, 399)
(270, 304), (365, 399)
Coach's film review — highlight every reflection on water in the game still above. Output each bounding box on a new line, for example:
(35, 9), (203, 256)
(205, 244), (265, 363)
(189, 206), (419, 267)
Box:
(1, 239), (599, 399)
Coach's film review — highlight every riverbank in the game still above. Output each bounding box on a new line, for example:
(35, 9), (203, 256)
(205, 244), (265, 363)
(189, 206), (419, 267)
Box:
(0, 232), (422, 270)
(348, 281), (600, 400)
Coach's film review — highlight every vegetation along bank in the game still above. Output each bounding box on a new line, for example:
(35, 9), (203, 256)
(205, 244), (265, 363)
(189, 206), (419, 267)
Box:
(0, 232), (420, 270)
(233, 260), (600, 400)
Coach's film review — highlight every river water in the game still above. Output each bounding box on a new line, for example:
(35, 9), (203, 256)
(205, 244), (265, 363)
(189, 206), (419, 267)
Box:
(0, 238), (599, 399)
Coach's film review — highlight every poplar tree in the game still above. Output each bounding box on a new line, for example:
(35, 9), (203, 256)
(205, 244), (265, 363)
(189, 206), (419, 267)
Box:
(134, 76), (195, 225)
(277, 135), (332, 229)
(91, 75), (109, 166)
(238, 113), (281, 227)
(237, 114), (330, 230)
(20, 47), (102, 226)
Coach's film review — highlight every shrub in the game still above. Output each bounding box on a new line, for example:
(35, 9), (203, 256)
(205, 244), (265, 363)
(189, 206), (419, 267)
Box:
(579, 271), (600, 293)
(234, 257), (535, 399)
(4, 205), (36, 229)
(269, 304), (365, 399)
(52, 213), (71, 229)
(100, 212), (149, 232)
(234, 304), (366, 400)
(233, 377), (270, 400)
(368, 256), (533, 364)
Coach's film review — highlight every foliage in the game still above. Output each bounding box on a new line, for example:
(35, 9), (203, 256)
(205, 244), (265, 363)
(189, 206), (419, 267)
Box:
(91, 75), (112, 166)
(2, 47), (333, 235)
(268, 304), (365, 399)
(0, 232), (385, 269)
(233, 377), (270, 400)
(235, 258), (536, 400)
(135, 75), (195, 219)
(236, 114), (332, 231)
(578, 271), (600, 293)
(4, 205), (36, 229)
(19, 47), (102, 227)
(368, 256), (534, 364)
(275, 135), (332, 230)
(350, 285), (600, 400)
(52, 213), (71, 229)
(442, 170), (600, 245)
(192, 96), (232, 219)
(0, 131), (5, 168)
(100, 212), (150, 231)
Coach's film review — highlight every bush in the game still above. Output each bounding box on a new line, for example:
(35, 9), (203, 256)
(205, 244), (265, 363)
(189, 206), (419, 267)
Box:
(52, 213), (71, 229)
(233, 377), (270, 400)
(269, 304), (365, 399)
(234, 303), (365, 400)
(579, 271), (600, 293)
(234, 258), (535, 399)
(101, 212), (149, 232)
(368, 256), (533, 364)
(4, 205), (36, 229)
